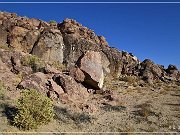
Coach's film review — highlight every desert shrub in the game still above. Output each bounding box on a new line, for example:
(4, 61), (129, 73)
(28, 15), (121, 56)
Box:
(0, 81), (5, 100)
(49, 20), (57, 24)
(13, 89), (54, 130)
(49, 61), (66, 71)
(54, 106), (93, 125)
(101, 104), (126, 112)
(21, 55), (45, 72)
(120, 76), (138, 85)
(133, 103), (157, 120)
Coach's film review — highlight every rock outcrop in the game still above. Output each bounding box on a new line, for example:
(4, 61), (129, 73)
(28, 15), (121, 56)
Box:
(139, 59), (165, 83)
(166, 65), (179, 78)
(0, 11), (180, 113)
(0, 12), (144, 79)
(58, 18), (108, 46)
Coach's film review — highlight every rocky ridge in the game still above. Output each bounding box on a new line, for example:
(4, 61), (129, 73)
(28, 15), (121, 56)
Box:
(0, 11), (180, 113)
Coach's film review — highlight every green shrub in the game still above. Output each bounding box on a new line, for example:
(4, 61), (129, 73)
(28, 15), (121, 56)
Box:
(49, 20), (57, 24)
(21, 55), (45, 72)
(49, 61), (66, 71)
(13, 89), (54, 130)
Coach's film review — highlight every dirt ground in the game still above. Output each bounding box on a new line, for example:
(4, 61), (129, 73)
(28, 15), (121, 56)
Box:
(0, 79), (179, 134)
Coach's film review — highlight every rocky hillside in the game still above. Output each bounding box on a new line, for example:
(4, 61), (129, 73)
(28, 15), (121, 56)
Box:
(0, 12), (180, 132)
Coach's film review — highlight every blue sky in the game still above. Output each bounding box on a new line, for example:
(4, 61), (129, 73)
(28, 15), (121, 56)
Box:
(0, 2), (180, 69)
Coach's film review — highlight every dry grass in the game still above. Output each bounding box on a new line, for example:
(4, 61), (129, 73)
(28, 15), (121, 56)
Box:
(54, 106), (94, 125)
(100, 104), (126, 112)
(119, 75), (140, 86)
(48, 61), (67, 72)
(132, 102), (158, 121)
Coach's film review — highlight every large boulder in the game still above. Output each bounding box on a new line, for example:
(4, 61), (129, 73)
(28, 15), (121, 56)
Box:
(31, 29), (64, 63)
(18, 72), (65, 100)
(77, 51), (104, 89)
(58, 18), (110, 70)
(52, 73), (89, 106)
(61, 34), (100, 66)
(17, 72), (49, 93)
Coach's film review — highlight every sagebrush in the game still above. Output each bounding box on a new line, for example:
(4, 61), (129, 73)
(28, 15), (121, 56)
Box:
(13, 89), (54, 130)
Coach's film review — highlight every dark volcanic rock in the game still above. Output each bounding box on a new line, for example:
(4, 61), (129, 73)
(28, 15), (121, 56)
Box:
(61, 34), (101, 66)
(31, 29), (64, 63)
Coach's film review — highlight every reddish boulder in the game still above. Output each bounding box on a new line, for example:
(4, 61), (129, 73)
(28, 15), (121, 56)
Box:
(69, 67), (85, 83)
(18, 72), (49, 93)
(52, 73), (89, 106)
(78, 51), (104, 89)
